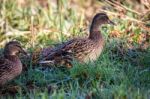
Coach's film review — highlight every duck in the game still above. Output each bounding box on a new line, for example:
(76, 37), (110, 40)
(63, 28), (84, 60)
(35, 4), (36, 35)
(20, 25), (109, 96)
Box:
(39, 13), (115, 68)
(0, 41), (27, 86)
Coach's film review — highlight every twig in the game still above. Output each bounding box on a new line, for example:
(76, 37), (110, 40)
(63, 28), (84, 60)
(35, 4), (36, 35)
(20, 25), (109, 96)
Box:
(139, 24), (150, 32)
(100, 9), (144, 24)
(101, 9), (150, 32)
(105, 0), (142, 15)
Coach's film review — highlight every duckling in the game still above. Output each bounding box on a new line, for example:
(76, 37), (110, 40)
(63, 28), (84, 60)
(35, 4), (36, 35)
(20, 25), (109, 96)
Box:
(0, 41), (27, 86)
(39, 13), (115, 68)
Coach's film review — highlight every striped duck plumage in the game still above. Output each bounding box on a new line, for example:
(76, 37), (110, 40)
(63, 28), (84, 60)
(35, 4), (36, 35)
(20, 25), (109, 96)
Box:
(0, 41), (27, 86)
(39, 13), (115, 68)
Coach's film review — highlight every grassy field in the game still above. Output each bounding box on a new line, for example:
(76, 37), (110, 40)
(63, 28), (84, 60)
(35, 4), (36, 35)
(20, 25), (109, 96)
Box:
(0, 0), (150, 98)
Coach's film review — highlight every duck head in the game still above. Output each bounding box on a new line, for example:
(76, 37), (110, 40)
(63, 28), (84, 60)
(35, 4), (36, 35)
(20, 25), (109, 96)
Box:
(90, 13), (115, 32)
(4, 41), (27, 57)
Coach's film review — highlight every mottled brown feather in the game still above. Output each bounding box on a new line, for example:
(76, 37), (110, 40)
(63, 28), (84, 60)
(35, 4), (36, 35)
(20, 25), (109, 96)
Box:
(40, 13), (114, 67)
(0, 41), (26, 86)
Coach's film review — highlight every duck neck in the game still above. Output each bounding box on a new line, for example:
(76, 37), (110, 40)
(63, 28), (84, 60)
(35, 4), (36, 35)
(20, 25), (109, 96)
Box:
(4, 54), (20, 62)
(89, 23), (102, 41)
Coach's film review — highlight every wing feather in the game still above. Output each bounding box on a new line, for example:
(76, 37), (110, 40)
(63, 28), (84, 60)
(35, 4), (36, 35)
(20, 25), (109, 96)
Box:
(0, 58), (13, 76)
(43, 38), (95, 61)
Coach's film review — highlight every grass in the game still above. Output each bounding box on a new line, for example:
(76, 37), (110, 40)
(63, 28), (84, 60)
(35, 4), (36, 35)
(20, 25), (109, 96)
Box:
(0, 0), (150, 98)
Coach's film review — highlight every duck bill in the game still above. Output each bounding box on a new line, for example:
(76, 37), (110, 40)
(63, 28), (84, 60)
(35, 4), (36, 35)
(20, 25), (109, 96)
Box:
(108, 20), (115, 25)
(20, 48), (29, 56)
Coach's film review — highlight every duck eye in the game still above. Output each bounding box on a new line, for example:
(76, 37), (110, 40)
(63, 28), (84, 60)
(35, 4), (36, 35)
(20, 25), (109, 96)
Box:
(15, 45), (22, 49)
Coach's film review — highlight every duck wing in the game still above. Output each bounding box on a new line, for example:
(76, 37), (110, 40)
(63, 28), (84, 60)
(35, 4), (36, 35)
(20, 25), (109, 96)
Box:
(61, 39), (95, 55)
(0, 58), (13, 76)
(40, 39), (75, 63)
(40, 38), (95, 65)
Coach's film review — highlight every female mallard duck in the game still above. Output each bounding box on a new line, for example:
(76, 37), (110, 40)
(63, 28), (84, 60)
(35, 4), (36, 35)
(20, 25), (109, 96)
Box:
(0, 41), (27, 86)
(39, 13), (115, 68)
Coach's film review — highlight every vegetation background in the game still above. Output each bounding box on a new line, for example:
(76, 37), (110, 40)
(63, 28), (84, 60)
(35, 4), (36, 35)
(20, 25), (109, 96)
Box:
(0, 0), (150, 98)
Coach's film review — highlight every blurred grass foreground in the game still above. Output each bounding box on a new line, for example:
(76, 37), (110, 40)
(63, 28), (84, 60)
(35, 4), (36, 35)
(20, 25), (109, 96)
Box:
(0, 0), (150, 98)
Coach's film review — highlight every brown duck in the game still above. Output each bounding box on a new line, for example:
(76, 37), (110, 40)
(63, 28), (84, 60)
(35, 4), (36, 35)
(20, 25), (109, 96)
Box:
(39, 13), (115, 68)
(0, 41), (27, 86)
